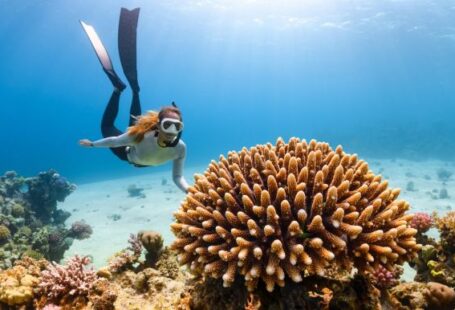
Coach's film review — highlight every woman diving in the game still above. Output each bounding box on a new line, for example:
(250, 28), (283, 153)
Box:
(78, 8), (189, 193)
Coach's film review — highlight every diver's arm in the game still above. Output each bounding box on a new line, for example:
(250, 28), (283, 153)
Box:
(91, 132), (136, 148)
(172, 142), (190, 193)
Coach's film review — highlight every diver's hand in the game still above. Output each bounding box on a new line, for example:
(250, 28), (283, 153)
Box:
(79, 139), (94, 147)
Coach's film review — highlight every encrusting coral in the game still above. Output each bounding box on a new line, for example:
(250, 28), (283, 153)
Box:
(388, 281), (455, 310)
(424, 281), (455, 310)
(171, 137), (422, 291)
(0, 257), (48, 307)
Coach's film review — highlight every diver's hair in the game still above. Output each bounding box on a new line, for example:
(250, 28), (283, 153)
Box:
(127, 106), (182, 143)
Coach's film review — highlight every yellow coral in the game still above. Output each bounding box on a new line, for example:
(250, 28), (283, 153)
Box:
(0, 224), (11, 241)
(434, 211), (455, 246)
(11, 203), (25, 217)
(0, 265), (39, 306)
(171, 138), (421, 291)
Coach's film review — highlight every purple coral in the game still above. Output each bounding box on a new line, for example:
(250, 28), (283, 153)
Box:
(410, 212), (433, 233)
(48, 230), (64, 245)
(372, 265), (400, 289)
(127, 233), (143, 257)
(69, 220), (93, 240)
(39, 255), (97, 300)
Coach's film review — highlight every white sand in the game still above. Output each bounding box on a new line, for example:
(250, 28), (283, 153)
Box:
(59, 158), (455, 280)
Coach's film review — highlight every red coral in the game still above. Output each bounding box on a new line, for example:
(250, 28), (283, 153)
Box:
(410, 212), (433, 233)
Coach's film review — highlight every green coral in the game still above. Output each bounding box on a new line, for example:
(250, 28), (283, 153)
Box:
(421, 245), (437, 263)
(21, 249), (44, 260)
(10, 203), (25, 218)
(427, 260), (438, 269)
(0, 225), (11, 241)
(431, 269), (445, 278)
(17, 227), (32, 238)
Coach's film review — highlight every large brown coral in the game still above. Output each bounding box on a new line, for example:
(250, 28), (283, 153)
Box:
(171, 138), (422, 291)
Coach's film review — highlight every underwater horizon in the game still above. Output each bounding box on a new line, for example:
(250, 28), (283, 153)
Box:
(1, 0), (454, 184)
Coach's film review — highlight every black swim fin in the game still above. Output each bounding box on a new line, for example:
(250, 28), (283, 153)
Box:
(80, 20), (126, 91)
(118, 8), (141, 93)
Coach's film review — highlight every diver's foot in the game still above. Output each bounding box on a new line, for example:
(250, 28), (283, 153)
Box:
(114, 81), (127, 92)
(114, 87), (124, 94)
(103, 68), (126, 92)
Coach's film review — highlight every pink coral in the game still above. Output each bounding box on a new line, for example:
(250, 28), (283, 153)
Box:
(410, 212), (433, 233)
(38, 255), (97, 301)
(372, 265), (400, 289)
(127, 233), (143, 257)
(107, 234), (142, 273)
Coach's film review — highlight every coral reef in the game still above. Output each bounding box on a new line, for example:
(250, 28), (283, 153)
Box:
(139, 230), (163, 265)
(24, 170), (76, 223)
(37, 255), (97, 307)
(107, 234), (143, 273)
(0, 257), (48, 307)
(388, 281), (455, 310)
(425, 281), (455, 310)
(171, 138), (421, 291)
(68, 220), (93, 240)
(410, 212), (433, 233)
(155, 247), (180, 279)
(182, 274), (382, 309)
(0, 224), (11, 242)
(1, 229), (450, 310)
(370, 264), (402, 289)
(412, 211), (455, 288)
(0, 170), (88, 269)
(88, 278), (117, 310)
(434, 211), (455, 252)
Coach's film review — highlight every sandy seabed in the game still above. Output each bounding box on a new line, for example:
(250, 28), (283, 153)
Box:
(59, 158), (455, 281)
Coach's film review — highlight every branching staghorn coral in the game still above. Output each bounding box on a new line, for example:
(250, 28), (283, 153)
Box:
(38, 255), (97, 302)
(171, 138), (421, 292)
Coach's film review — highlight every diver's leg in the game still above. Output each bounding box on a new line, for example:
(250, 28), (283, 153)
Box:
(80, 21), (126, 91)
(118, 8), (141, 93)
(101, 90), (129, 161)
(118, 8), (142, 126)
(101, 90), (122, 137)
(128, 92), (142, 126)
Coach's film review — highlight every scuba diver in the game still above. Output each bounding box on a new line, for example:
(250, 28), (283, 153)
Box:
(78, 8), (189, 193)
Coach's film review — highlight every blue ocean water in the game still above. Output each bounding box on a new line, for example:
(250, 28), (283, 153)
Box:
(1, 0), (454, 184)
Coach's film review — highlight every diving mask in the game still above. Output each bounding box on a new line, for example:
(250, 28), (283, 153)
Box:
(159, 118), (184, 135)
